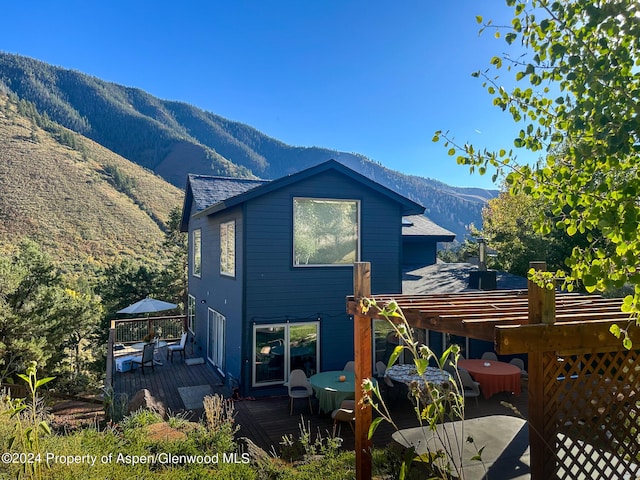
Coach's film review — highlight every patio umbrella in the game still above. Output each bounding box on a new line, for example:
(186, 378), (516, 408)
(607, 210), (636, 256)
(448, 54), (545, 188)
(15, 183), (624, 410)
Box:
(117, 297), (178, 315)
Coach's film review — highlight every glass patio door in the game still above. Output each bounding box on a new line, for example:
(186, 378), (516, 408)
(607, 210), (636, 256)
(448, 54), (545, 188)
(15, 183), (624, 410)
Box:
(207, 308), (225, 375)
(252, 322), (319, 387)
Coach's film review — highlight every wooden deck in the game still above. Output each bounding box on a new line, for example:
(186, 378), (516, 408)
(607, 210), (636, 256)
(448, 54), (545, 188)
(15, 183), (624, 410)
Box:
(113, 357), (528, 454)
(112, 355), (229, 417)
(233, 386), (529, 453)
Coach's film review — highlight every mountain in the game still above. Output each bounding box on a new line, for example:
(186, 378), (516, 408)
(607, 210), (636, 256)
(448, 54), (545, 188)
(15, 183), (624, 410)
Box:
(0, 92), (183, 271)
(0, 52), (497, 240)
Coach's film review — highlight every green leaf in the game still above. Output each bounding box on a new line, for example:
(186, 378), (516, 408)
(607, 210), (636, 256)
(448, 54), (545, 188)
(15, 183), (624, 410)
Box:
(39, 420), (52, 436)
(368, 416), (384, 439)
(471, 445), (486, 461)
(609, 324), (621, 338)
(414, 357), (428, 376)
(35, 376), (55, 389)
(387, 345), (404, 369)
(475, 15), (483, 24)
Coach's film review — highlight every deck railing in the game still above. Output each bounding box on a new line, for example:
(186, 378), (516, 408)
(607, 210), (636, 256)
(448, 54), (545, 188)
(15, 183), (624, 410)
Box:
(105, 315), (187, 388)
(110, 315), (187, 344)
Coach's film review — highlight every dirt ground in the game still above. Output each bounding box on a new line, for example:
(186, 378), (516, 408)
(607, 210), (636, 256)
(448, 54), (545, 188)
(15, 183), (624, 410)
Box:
(50, 399), (105, 431)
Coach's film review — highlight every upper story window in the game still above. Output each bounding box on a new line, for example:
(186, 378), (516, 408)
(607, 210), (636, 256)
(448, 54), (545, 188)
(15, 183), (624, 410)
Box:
(192, 229), (202, 277)
(293, 198), (360, 266)
(220, 220), (235, 277)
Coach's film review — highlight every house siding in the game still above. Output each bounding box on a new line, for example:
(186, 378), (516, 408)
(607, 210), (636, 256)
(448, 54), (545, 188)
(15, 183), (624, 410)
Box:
(241, 170), (403, 393)
(187, 204), (245, 383)
(402, 238), (437, 266)
(183, 163), (429, 397)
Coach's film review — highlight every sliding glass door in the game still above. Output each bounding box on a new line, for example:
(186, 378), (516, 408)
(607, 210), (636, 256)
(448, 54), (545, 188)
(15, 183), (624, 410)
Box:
(252, 322), (319, 387)
(207, 309), (225, 375)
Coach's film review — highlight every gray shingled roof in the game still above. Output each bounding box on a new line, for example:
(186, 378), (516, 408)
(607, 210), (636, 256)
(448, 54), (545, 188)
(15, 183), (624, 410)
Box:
(402, 214), (456, 239)
(187, 175), (268, 212)
(402, 262), (528, 294)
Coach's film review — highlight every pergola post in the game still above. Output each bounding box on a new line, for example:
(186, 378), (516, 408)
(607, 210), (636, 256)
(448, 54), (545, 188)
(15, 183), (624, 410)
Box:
(353, 262), (372, 480)
(527, 261), (555, 479)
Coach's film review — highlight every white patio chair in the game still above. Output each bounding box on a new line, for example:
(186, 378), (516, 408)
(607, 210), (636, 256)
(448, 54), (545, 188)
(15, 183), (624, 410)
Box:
(288, 369), (313, 415)
(375, 360), (395, 389)
(331, 399), (356, 434)
(458, 368), (481, 406)
(167, 331), (188, 362)
(343, 361), (355, 372)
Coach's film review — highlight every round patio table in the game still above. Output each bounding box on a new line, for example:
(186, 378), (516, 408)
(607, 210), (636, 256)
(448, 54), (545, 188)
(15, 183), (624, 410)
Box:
(458, 359), (521, 399)
(309, 371), (356, 414)
(386, 364), (452, 386)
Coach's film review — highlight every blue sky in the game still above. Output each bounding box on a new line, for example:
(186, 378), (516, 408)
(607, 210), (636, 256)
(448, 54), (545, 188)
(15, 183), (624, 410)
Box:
(0, 1), (535, 189)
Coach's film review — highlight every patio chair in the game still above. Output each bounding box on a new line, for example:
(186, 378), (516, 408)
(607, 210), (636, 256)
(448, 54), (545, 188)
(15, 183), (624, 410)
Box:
(375, 361), (395, 389)
(167, 331), (188, 362)
(132, 343), (155, 374)
(481, 351), (498, 361)
(458, 368), (481, 406)
(331, 399), (356, 434)
(510, 358), (528, 379)
(288, 369), (313, 415)
(343, 361), (355, 372)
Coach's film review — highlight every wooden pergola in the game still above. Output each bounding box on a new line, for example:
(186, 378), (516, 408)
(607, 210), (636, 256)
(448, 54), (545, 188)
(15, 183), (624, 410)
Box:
(348, 262), (640, 480)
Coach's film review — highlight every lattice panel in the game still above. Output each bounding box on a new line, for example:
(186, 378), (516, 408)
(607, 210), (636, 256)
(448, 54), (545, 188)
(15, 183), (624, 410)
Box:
(541, 350), (639, 479)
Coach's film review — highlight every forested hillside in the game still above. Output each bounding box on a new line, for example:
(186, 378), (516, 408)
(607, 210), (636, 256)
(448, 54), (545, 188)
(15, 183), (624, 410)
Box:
(0, 92), (183, 271)
(0, 52), (497, 240)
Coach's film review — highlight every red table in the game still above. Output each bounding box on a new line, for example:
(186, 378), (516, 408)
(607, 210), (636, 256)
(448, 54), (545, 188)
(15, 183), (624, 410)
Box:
(458, 359), (521, 399)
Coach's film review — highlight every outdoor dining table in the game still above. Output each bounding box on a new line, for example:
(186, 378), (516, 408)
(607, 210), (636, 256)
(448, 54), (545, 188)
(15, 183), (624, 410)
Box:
(114, 341), (167, 366)
(385, 363), (452, 387)
(458, 359), (521, 399)
(309, 370), (357, 414)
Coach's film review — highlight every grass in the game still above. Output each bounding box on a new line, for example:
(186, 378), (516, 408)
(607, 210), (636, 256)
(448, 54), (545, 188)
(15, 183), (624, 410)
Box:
(0, 391), (387, 480)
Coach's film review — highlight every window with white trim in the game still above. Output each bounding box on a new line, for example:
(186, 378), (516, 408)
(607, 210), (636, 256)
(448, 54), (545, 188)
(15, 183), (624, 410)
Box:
(192, 229), (202, 277)
(293, 198), (360, 266)
(220, 220), (235, 277)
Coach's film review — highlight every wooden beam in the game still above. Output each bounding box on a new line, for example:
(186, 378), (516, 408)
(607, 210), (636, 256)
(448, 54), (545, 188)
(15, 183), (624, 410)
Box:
(527, 261), (552, 480)
(105, 327), (115, 390)
(528, 261), (555, 325)
(353, 262), (372, 480)
(495, 319), (640, 354)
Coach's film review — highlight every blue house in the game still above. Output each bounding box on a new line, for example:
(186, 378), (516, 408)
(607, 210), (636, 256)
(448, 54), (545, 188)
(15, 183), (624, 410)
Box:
(180, 160), (450, 396)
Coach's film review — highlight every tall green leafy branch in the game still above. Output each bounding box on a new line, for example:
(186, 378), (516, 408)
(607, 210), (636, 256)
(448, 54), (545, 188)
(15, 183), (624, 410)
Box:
(434, 0), (640, 348)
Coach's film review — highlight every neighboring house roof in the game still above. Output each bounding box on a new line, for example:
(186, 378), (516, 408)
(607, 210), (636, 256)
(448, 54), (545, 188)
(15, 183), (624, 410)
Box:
(402, 214), (456, 242)
(180, 159), (426, 231)
(402, 262), (528, 295)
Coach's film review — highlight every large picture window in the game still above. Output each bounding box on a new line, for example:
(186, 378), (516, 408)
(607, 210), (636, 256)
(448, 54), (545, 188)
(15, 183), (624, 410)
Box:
(192, 229), (202, 277)
(293, 198), (359, 266)
(220, 220), (235, 277)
